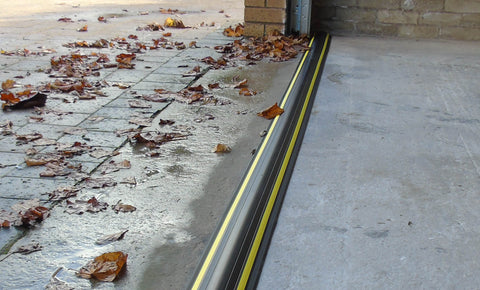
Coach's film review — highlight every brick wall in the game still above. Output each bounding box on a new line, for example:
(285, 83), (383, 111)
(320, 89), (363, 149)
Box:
(244, 0), (287, 36)
(312, 0), (480, 40)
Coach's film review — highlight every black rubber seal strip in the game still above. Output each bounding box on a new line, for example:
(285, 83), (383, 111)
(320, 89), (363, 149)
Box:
(189, 32), (331, 290)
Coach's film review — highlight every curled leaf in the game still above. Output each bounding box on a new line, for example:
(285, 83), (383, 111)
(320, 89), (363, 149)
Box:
(164, 17), (186, 28)
(214, 143), (231, 153)
(257, 103), (284, 119)
(77, 251), (128, 282)
(95, 230), (129, 245)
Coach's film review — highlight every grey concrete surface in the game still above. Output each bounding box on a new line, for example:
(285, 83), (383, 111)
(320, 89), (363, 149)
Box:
(258, 36), (480, 289)
(0, 1), (299, 289)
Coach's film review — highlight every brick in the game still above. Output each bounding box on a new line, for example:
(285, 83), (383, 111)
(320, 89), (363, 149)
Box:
(420, 12), (462, 25)
(336, 7), (377, 23)
(245, 0), (265, 7)
(244, 23), (265, 36)
(357, 0), (400, 9)
(378, 10), (419, 24)
(265, 24), (286, 34)
(445, 0), (480, 13)
(244, 7), (286, 23)
(355, 23), (399, 35)
(401, 0), (445, 11)
(267, 0), (286, 8)
(440, 26), (480, 40)
(398, 25), (439, 38)
(461, 13), (480, 26)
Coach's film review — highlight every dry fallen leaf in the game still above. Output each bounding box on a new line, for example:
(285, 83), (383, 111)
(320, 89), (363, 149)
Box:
(77, 251), (128, 282)
(129, 117), (153, 127)
(257, 103), (284, 119)
(239, 87), (257, 96)
(0, 120), (13, 135)
(65, 197), (108, 214)
(223, 23), (244, 37)
(2, 79), (15, 90)
(64, 127), (88, 135)
(10, 199), (50, 227)
(214, 143), (231, 153)
(78, 25), (88, 32)
(2, 92), (47, 110)
(95, 230), (129, 245)
(233, 79), (248, 88)
(112, 200), (136, 213)
(100, 160), (131, 175)
(164, 17), (186, 28)
(14, 242), (42, 255)
(48, 186), (80, 201)
(84, 177), (117, 189)
(128, 100), (152, 108)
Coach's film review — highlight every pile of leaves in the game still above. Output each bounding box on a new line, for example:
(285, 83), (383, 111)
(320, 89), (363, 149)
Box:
(1, 48), (56, 57)
(0, 199), (49, 228)
(215, 30), (310, 63)
(223, 24), (244, 37)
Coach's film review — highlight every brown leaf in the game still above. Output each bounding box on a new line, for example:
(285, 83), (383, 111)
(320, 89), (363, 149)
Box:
(214, 143), (231, 153)
(33, 138), (57, 146)
(89, 148), (114, 159)
(58, 17), (74, 22)
(14, 242), (42, 255)
(223, 24), (244, 37)
(78, 25), (88, 32)
(128, 100), (152, 108)
(164, 17), (186, 28)
(141, 93), (170, 103)
(11, 199), (49, 227)
(2, 79), (15, 90)
(239, 87), (257, 96)
(95, 230), (129, 245)
(120, 176), (137, 185)
(208, 83), (220, 89)
(84, 177), (117, 189)
(16, 133), (43, 143)
(25, 155), (59, 166)
(98, 16), (107, 23)
(159, 119), (175, 126)
(112, 201), (136, 213)
(48, 186), (80, 201)
(77, 251), (128, 282)
(162, 32), (172, 37)
(0, 120), (13, 135)
(64, 127), (88, 135)
(257, 103), (284, 119)
(2, 92), (47, 110)
(65, 197), (108, 214)
(100, 160), (131, 175)
(189, 41), (198, 48)
(233, 79), (248, 88)
(129, 117), (152, 127)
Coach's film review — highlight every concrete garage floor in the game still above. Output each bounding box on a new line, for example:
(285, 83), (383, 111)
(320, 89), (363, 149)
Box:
(258, 36), (480, 289)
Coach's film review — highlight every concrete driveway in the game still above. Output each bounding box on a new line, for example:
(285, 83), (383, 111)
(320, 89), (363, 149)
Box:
(258, 36), (480, 289)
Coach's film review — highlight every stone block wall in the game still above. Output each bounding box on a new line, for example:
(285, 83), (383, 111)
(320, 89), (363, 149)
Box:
(244, 0), (287, 36)
(312, 0), (480, 40)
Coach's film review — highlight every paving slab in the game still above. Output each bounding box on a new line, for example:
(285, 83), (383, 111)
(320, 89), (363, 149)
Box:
(0, 1), (307, 289)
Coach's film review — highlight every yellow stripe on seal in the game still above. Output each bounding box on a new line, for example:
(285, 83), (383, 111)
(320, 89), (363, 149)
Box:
(191, 36), (316, 290)
(237, 33), (330, 290)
